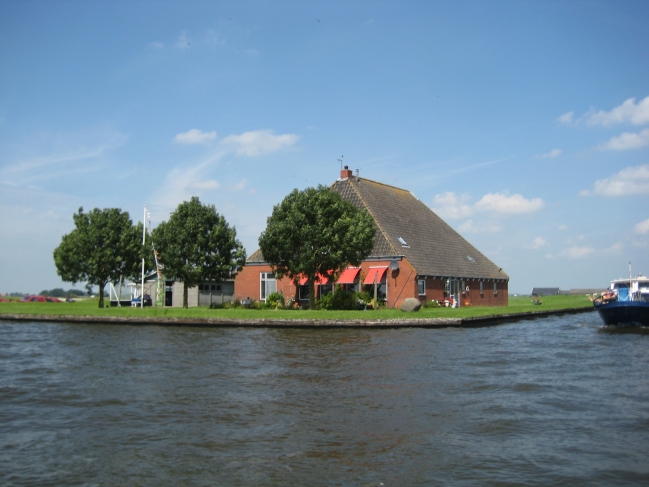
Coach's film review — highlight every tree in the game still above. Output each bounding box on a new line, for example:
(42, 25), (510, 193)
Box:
(259, 185), (376, 309)
(54, 207), (146, 308)
(152, 197), (246, 308)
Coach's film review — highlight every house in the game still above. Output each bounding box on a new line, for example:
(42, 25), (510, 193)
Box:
(531, 287), (560, 296)
(234, 167), (509, 308)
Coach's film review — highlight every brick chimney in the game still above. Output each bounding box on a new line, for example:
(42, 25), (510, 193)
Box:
(340, 165), (353, 179)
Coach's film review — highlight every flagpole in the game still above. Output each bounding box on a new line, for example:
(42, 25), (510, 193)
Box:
(141, 205), (146, 308)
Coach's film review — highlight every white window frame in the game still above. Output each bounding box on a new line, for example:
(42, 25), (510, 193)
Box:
(260, 272), (276, 301)
(417, 279), (426, 296)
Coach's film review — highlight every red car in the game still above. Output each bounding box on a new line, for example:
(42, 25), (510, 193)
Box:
(20, 295), (61, 303)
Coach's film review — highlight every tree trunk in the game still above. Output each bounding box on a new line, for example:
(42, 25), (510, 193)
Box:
(98, 281), (106, 308)
(309, 279), (316, 310)
(183, 281), (189, 308)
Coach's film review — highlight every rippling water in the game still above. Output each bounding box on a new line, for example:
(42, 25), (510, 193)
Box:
(1, 312), (648, 486)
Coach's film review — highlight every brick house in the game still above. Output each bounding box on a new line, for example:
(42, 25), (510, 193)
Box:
(234, 168), (509, 308)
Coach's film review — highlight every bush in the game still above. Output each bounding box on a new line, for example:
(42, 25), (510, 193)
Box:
(285, 296), (301, 310)
(266, 292), (285, 309)
(423, 299), (440, 308)
(319, 286), (358, 310)
(209, 302), (225, 309)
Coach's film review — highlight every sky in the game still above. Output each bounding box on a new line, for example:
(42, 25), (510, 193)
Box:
(1, 0), (648, 295)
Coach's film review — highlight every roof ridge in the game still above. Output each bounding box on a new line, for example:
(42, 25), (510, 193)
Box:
(348, 179), (399, 256)
(351, 177), (411, 194)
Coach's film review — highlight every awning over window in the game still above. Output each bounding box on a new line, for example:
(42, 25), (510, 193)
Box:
(363, 267), (388, 285)
(298, 273), (330, 286)
(337, 267), (361, 284)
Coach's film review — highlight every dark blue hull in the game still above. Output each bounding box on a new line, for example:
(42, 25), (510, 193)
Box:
(594, 301), (649, 327)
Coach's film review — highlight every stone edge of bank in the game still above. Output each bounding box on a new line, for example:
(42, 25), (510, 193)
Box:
(0, 307), (593, 328)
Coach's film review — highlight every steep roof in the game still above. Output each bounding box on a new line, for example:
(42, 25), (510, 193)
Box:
(331, 176), (508, 280)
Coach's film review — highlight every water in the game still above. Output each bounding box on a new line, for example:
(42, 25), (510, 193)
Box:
(1, 312), (648, 486)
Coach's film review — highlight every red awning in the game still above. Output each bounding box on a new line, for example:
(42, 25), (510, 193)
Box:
(298, 273), (330, 286)
(337, 267), (361, 284)
(363, 267), (388, 285)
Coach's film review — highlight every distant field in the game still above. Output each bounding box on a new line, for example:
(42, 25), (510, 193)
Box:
(0, 295), (592, 321)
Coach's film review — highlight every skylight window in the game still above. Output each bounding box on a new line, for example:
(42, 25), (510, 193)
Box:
(467, 255), (475, 263)
(398, 236), (409, 247)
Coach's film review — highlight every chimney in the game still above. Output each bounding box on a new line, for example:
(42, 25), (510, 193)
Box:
(340, 165), (353, 179)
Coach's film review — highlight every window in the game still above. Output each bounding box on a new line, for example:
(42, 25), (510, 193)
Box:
(417, 279), (426, 295)
(260, 272), (276, 301)
(299, 285), (310, 300)
(462, 281), (466, 294)
(480, 281), (484, 295)
(398, 236), (409, 248)
(494, 281), (498, 295)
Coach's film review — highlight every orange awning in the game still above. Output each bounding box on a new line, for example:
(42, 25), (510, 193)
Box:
(363, 267), (388, 285)
(298, 273), (330, 286)
(337, 267), (361, 284)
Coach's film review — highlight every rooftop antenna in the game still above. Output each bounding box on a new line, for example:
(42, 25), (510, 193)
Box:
(338, 155), (343, 171)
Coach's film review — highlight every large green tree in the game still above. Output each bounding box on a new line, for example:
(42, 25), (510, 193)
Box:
(152, 197), (246, 308)
(54, 207), (146, 308)
(259, 185), (376, 309)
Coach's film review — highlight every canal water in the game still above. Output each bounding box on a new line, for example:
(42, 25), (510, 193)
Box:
(1, 312), (648, 486)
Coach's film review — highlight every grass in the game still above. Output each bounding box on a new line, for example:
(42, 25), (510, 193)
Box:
(0, 294), (593, 321)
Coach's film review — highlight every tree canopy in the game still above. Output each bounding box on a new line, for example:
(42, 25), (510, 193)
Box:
(258, 185), (376, 309)
(152, 197), (246, 308)
(53, 207), (145, 308)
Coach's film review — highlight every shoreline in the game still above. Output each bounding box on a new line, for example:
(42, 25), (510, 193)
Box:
(0, 306), (593, 328)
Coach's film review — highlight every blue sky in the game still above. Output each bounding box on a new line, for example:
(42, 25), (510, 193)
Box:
(1, 1), (648, 295)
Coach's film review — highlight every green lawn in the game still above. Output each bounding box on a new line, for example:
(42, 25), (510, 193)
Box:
(0, 294), (592, 321)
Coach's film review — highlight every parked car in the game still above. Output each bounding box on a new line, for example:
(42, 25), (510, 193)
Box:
(20, 295), (61, 303)
(131, 294), (152, 307)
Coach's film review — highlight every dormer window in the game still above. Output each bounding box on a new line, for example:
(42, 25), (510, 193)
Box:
(398, 236), (409, 248)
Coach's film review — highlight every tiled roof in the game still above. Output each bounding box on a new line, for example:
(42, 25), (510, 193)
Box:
(331, 177), (508, 280)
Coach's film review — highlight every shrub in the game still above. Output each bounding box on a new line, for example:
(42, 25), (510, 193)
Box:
(209, 302), (225, 309)
(423, 299), (440, 308)
(285, 296), (300, 310)
(319, 286), (357, 310)
(266, 292), (285, 309)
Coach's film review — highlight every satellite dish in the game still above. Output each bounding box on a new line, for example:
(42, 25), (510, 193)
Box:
(390, 260), (399, 271)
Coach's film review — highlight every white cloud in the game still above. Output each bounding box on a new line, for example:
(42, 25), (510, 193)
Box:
(474, 193), (544, 214)
(582, 164), (649, 196)
(526, 237), (547, 249)
(432, 191), (544, 220)
(220, 130), (300, 156)
(176, 32), (191, 49)
(149, 41), (164, 49)
(586, 96), (649, 126)
(597, 128), (649, 151)
(541, 149), (562, 158)
(431, 192), (472, 219)
(174, 129), (217, 145)
(606, 242), (624, 252)
(458, 219), (502, 233)
(558, 224), (568, 230)
(189, 180), (220, 190)
(232, 179), (248, 191)
(560, 246), (594, 259)
(634, 218), (649, 235)
(557, 112), (574, 124)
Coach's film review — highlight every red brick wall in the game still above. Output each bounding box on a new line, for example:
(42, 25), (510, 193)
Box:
(234, 264), (296, 302)
(234, 261), (508, 307)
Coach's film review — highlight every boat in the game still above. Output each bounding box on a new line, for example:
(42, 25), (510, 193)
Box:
(593, 272), (649, 327)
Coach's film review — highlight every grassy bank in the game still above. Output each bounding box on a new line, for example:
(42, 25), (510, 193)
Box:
(0, 295), (592, 321)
